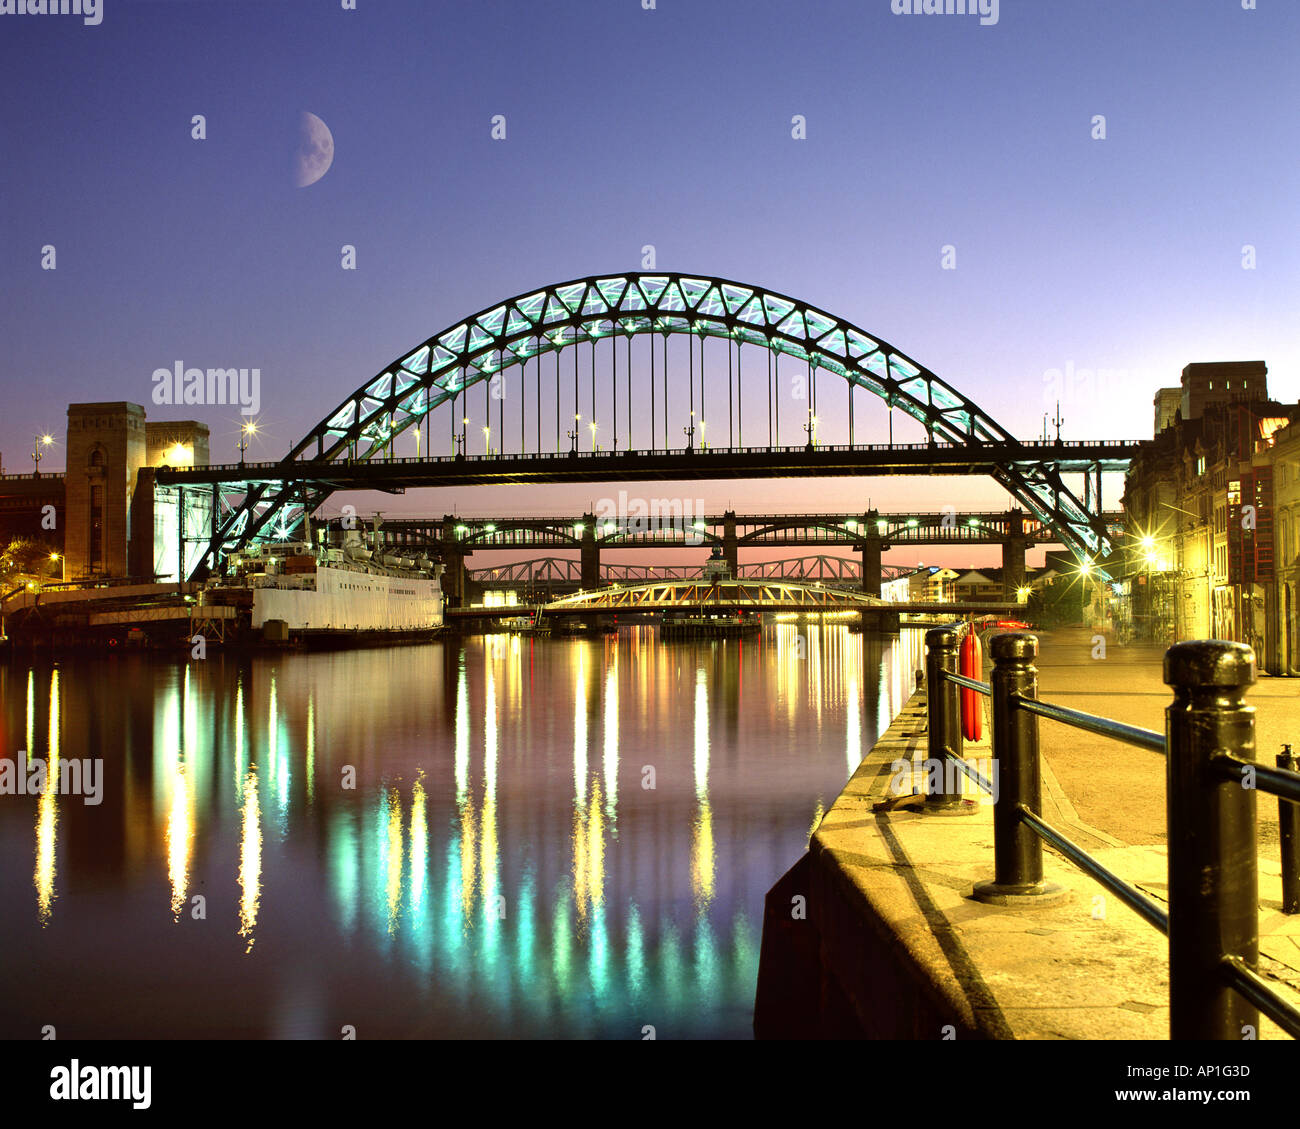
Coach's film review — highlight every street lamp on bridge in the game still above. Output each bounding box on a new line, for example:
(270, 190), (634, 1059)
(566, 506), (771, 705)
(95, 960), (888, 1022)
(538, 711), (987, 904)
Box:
(32, 433), (53, 475)
(238, 420), (258, 465)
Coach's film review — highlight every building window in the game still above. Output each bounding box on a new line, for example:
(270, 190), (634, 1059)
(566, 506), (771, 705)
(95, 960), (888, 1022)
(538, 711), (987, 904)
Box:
(89, 447), (105, 468)
(89, 484), (104, 573)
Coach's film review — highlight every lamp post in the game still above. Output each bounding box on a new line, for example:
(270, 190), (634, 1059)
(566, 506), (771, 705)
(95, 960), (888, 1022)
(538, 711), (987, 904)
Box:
(32, 433), (53, 476)
(238, 420), (258, 466)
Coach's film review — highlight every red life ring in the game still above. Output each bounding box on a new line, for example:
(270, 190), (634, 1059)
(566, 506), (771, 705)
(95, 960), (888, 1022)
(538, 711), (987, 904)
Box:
(960, 630), (983, 741)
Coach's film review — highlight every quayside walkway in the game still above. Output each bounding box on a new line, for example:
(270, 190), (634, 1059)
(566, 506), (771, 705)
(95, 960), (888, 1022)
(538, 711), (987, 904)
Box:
(754, 628), (1300, 1040)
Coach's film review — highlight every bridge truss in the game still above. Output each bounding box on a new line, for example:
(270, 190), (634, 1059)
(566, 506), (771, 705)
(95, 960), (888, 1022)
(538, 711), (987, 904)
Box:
(467, 554), (909, 587)
(168, 273), (1135, 577)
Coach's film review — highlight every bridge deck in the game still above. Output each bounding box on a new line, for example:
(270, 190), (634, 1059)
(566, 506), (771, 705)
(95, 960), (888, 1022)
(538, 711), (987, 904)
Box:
(159, 439), (1141, 490)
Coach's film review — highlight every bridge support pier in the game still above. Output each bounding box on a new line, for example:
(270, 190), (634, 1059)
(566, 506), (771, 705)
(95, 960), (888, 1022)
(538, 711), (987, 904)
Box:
(857, 509), (889, 598)
(580, 512), (600, 588)
(722, 511), (739, 578)
(440, 514), (470, 607)
(859, 608), (900, 633)
(1003, 508), (1026, 604)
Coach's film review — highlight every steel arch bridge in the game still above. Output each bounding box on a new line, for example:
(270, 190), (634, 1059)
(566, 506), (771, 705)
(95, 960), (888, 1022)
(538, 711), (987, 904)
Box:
(182, 272), (1130, 577)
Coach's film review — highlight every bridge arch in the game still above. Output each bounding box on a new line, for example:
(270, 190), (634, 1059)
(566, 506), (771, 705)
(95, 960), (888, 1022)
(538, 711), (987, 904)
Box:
(204, 273), (1116, 571)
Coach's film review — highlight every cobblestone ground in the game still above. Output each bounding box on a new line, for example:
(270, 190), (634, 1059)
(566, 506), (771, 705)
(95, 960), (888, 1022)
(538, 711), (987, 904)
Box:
(1020, 626), (1298, 848)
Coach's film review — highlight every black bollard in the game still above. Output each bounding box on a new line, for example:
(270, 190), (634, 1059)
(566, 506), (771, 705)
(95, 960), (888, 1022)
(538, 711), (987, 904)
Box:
(973, 632), (1066, 904)
(1280, 745), (1299, 916)
(923, 626), (965, 811)
(1164, 640), (1259, 1040)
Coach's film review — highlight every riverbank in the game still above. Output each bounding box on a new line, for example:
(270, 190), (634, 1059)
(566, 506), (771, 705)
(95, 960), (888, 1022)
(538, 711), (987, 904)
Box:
(754, 627), (1300, 1039)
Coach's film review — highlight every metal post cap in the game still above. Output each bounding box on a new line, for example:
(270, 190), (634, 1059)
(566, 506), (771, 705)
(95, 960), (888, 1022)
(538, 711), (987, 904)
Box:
(1163, 640), (1255, 690)
(925, 626), (959, 647)
(989, 631), (1038, 661)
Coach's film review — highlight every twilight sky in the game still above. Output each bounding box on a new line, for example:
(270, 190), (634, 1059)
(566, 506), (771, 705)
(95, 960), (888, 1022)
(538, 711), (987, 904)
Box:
(2, 0), (1296, 569)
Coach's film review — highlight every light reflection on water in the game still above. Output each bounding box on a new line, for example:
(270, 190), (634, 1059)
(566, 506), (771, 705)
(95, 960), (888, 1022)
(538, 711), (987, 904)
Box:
(0, 624), (921, 1038)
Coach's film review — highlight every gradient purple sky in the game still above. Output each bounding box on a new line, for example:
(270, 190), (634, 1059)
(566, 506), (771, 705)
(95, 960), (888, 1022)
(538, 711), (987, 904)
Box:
(2, 0), (1296, 569)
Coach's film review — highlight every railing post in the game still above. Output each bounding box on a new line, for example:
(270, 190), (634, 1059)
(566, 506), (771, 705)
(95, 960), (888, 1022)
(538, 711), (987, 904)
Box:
(1164, 641), (1259, 1040)
(1278, 745), (1299, 916)
(974, 632), (1066, 904)
(924, 626), (965, 811)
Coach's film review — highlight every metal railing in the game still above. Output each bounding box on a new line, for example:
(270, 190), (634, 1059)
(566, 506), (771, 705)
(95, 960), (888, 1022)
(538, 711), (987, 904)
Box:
(923, 624), (1300, 1040)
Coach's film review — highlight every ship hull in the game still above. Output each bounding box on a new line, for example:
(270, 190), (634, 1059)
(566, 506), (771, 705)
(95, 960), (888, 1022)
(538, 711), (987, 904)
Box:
(250, 564), (444, 633)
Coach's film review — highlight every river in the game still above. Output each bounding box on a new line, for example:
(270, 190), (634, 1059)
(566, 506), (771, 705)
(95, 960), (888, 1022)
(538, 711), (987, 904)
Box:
(0, 624), (922, 1039)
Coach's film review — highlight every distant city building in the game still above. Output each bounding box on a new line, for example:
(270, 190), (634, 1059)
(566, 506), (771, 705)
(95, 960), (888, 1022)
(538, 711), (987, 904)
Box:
(881, 566), (958, 603)
(1, 402), (209, 581)
(1153, 387), (1182, 435)
(1121, 360), (1298, 667)
(1179, 360), (1268, 422)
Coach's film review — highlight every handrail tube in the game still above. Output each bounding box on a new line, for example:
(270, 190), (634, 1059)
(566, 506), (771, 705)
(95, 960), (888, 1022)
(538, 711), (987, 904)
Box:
(945, 672), (991, 697)
(1017, 806), (1169, 934)
(931, 746), (996, 796)
(1011, 694), (1165, 754)
(1220, 957), (1300, 1039)
(1209, 753), (1300, 806)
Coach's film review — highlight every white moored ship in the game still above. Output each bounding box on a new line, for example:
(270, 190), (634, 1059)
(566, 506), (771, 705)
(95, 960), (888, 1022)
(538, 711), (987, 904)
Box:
(201, 533), (444, 643)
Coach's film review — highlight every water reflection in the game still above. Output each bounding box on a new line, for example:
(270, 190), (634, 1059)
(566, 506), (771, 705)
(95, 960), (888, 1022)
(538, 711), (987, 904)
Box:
(0, 624), (924, 1038)
(238, 769), (261, 951)
(34, 669), (58, 924)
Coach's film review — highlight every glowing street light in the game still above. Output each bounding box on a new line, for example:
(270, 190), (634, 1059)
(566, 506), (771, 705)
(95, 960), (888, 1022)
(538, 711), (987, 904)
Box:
(238, 420), (259, 465)
(32, 433), (53, 476)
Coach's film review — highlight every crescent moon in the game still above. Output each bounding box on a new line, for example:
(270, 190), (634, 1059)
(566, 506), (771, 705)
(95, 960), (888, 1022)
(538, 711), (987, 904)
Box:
(294, 111), (334, 188)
